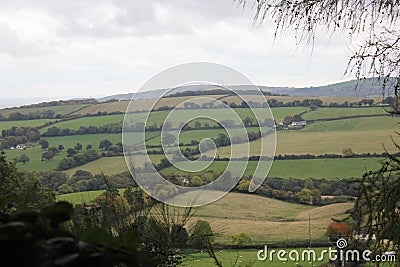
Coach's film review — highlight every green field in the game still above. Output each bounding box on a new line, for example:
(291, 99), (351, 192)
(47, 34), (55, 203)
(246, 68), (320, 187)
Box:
(0, 104), (90, 117)
(73, 154), (385, 179)
(6, 145), (65, 172)
(0, 119), (55, 132)
(161, 157), (384, 179)
(179, 192), (352, 242)
(40, 114), (125, 132)
(57, 190), (352, 243)
(46, 133), (122, 149)
(182, 248), (330, 267)
(213, 127), (399, 157)
(302, 107), (389, 120)
(57, 188), (125, 205)
(5, 133), (124, 172)
(302, 116), (399, 132)
(64, 155), (163, 176)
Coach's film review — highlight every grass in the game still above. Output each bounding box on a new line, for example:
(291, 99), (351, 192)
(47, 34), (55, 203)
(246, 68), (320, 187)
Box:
(181, 248), (330, 267)
(302, 116), (400, 132)
(214, 127), (400, 157)
(145, 127), (267, 146)
(64, 155), (163, 176)
(45, 133), (122, 149)
(302, 107), (389, 120)
(0, 104), (90, 117)
(72, 95), (226, 115)
(4, 145), (65, 172)
(3, 133), (124, 172)
(57, 188), (125, 205)
(178, 192), (352, 243)
(161, 157), (385, 179)
(0, 119), (55, 132)
(57, 190), (351, 244)
(40, 114), (125, 132)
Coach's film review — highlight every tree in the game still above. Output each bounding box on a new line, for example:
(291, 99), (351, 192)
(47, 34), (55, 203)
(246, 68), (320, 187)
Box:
(18, 154), (30, 164)
(58, 144), (64, 151)
(161, 132), (176, 147)
(39, 139), (49, 149)
(194, 121), (202, 129)
(66, 147), (76, 157)
(74, 142), (83, 151)
(342, 147), (354, 157)
(99, 139), (113, 150)
(231, 233), (251, 247)
(86, 144), (92, 150)
(0, 151), (55, 212)
(189, 220), (214, 248)
(41, 151), (54, 161)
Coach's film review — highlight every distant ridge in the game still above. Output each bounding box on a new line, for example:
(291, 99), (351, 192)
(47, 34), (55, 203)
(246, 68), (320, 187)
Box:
(98, 78), (392, 102)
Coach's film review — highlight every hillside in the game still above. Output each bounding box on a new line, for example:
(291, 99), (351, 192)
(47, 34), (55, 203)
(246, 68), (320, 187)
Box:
(100, 78), (390, 101)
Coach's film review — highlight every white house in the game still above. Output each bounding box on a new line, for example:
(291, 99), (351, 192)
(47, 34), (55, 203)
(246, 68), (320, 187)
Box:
(16, 144), (26, 149)
(290, 121), (307, 127)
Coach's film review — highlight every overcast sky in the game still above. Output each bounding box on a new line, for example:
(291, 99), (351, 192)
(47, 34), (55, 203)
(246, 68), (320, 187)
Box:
(0, 0), (359, 101)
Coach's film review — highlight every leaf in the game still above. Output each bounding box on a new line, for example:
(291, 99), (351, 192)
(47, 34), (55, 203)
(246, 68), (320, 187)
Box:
(82, 227), (118, 247)
(41, 201), (74, 226)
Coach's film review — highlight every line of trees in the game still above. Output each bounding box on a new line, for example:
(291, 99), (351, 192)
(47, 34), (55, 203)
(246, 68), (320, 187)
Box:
(0, 110), (61, 121)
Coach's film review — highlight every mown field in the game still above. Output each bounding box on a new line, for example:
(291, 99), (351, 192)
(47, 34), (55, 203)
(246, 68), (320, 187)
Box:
(57, 188), (126, 205)
(62, 154), (384, 180)
(57, 190), (352, 243)
(40, 114), (125, 132)
(174, 192), (352, 243)
(161, 157), (384, 179)
(64, 155), (164, 176)
(302, 107), (389, 120)
(0, 104), (89, 117)
(181, 247), (330, 267)
(0, 119), (54, 132)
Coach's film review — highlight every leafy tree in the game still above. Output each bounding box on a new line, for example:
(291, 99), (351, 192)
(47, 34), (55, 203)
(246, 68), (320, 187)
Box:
(191, 175), (203, 187)
(18, 154), (30, 164)
(161, 133), (176, 147)
(0, 201), (158, 267)
(83, 149), (100, 162)
(47, 146), (59, 155)
(74, 142), (83, 151)
(237, 179), (251, 192)
(38, 171), (68, 191)
(86, 143), (92, 150)
(231, 233), (251, 247)
(57, 144), (64, 151)
(296, 188), (313, 205)
(342, 147), (354, 157)
(189, 220), (214, 248)
(57, 183), (73, 194)
(99, 139), (112, 150)
(0, 151), (55, 212)
(39, 139), (49, 149)
(194, 121), (202, 129)
(214, 133), (230, 147)
(66, 147), (76, 157)
(41, 151), (54, 161)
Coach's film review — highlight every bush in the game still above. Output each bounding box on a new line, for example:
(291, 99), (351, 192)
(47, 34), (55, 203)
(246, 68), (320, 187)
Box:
(189, 220), (214, 248)
(231, 233), (251, 247)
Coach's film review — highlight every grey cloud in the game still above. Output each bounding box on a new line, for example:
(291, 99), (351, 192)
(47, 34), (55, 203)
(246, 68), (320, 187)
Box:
(1, 0), (249, 38)
(0, 22), (51, 57)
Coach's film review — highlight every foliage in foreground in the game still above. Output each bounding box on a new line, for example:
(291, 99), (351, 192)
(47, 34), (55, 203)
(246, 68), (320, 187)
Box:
(0, 201), (158, 267)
